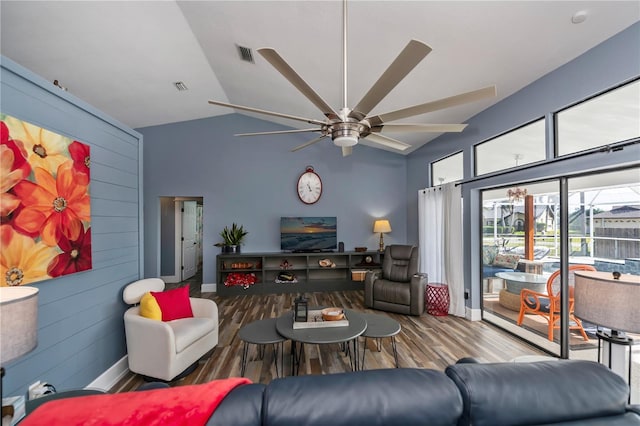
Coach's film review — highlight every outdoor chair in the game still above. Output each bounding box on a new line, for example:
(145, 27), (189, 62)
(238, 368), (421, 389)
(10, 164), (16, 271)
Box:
(516, 264), (596, 341)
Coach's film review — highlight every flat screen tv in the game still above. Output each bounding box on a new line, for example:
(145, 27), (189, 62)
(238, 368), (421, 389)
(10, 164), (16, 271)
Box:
(280, 217), (337, 252)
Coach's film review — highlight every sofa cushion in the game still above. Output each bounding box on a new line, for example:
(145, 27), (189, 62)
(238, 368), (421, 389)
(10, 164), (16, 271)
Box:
(169, 317), (217, 353)
(151, 285), (194, 321)
(482, 245), (499, 265)
(207, 383), (266, 426)
(492, 253), (520, 269)
(445, 360), (631, 426)
(263, 368), (462, 426)
(139, 292), (162, 321)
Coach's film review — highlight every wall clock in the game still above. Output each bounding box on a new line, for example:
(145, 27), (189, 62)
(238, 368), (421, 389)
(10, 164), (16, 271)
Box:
(297, 166), (322, 204)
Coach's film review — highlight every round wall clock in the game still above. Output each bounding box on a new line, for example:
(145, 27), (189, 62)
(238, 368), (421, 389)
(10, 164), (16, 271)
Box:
(297, 166), (322, 204)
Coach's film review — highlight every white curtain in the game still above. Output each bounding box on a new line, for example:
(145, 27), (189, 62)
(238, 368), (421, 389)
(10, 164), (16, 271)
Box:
(418, 183), (465, 317)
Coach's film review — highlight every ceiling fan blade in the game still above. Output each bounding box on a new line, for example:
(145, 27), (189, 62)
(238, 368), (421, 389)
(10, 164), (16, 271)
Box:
(291, 134), (328, 152)
(208, 100), (326, 126)
(341, 146), (353, 157)
(366, 85), (497, 127)
(258, 48), (340, 120)
(363, 133), (412, 151)
(371, 123), (467, 133)
(235, 128), (322, 137)
(351, 40), (432, 119)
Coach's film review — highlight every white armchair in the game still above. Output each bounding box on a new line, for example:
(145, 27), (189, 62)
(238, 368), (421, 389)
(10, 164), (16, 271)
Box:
(122, 278), (218, 381)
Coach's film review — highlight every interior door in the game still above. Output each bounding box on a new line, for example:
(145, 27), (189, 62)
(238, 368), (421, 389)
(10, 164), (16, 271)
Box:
(181, 201), (198, 280)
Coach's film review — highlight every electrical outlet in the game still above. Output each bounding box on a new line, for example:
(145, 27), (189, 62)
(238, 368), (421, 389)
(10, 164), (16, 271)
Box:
(28, 381), (42, 400)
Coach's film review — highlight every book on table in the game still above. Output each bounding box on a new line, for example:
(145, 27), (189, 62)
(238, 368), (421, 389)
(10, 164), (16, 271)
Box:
(293, 309), (349, 329)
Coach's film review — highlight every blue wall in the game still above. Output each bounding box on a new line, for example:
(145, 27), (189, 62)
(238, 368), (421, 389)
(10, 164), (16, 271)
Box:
(1, 57), (143, 396)
(138, 115), (408, 285)
(406, 22), (640, 309)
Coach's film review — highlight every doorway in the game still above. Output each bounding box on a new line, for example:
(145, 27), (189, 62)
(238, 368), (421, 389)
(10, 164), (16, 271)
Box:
(160, 196), (204, 287)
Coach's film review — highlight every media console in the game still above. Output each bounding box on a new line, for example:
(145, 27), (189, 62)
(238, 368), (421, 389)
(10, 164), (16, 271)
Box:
(216, 251), (383, 296)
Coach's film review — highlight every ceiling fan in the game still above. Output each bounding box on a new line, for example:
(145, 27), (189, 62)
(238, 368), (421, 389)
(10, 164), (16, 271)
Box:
(208, 0), (496, 156)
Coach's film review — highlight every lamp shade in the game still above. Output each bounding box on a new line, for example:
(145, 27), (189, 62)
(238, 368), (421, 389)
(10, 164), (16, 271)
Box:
(0, 286), (39, 364)
(373, 219), (392, 234)
(574, 270), (640, 334)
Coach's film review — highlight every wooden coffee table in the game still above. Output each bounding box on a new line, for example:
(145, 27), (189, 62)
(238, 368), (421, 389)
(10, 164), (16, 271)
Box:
(276, 308), (367, 375)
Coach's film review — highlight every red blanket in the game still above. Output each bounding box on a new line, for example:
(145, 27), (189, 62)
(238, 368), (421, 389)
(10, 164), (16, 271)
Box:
(21, 377), (252, 426)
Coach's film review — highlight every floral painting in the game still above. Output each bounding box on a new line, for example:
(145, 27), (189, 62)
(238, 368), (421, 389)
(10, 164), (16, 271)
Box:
(1, 114), (91, 286)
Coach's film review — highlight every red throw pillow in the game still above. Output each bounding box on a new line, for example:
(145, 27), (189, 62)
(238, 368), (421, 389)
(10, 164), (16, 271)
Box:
(151, 285), (194, 321)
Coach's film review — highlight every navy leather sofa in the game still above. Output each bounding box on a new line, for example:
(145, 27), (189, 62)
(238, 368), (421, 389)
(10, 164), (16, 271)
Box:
(209, 359), (640, 426)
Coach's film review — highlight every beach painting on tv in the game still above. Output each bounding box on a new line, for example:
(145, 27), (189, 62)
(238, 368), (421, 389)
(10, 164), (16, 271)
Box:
(281, 217), (337, 251)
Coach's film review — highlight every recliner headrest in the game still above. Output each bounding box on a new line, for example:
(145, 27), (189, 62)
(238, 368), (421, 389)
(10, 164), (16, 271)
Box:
(388, 245), (415, 259)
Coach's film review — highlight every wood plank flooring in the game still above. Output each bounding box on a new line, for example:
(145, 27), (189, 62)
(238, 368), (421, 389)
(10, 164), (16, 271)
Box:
(111, 290), (545, 393)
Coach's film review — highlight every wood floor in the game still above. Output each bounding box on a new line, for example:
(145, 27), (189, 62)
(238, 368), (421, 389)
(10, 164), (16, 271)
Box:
(111, 290), (546, 393)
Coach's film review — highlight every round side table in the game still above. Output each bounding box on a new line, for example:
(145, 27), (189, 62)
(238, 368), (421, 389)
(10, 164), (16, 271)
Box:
(426, 283), (449, 316)
(360, 313), (401, 369)
(238, 318), (286, 377)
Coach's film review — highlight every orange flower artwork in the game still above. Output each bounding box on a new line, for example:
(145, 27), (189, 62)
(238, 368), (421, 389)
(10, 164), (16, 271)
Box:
(0, 114), (92, 286)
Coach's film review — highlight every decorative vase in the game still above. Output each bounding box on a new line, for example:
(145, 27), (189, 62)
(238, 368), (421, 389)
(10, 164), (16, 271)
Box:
(222, 245), (241, 254)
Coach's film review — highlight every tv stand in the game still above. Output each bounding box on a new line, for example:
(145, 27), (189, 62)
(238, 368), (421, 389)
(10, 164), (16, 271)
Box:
(216, 251), (383, 296)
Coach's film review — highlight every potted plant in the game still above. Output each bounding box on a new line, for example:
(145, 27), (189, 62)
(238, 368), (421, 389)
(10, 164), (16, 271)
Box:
(216, 223), (248, 253)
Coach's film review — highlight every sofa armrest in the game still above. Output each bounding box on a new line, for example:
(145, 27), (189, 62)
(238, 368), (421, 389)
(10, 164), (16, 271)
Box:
(190, 297), (218, 321)
(124, 308), (177, 373)
(409, 273), (428, 315)
(363, 271), (379, 308)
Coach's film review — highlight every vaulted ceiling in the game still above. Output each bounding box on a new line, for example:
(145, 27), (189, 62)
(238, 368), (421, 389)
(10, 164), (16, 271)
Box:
(1, 1), (638, 154)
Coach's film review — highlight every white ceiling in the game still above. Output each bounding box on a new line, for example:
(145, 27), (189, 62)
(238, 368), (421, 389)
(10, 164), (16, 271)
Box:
(1, 1), (638, 154)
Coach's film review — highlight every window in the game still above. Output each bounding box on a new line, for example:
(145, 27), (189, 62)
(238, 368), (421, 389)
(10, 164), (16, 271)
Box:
(557, 80), (640, 156)
(475, 119), (546, 176)
(431, 151), (463, 185)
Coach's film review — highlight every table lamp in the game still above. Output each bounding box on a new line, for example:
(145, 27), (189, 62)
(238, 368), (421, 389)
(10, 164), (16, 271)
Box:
(574, 270), (640, 338)
(373, 220), (391, 252)
(1, 286), (39, 402)
(574, 270), (639, 402)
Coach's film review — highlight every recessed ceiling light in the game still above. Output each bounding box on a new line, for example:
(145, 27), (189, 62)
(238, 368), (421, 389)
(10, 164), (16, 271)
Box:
(571, 10), (588, 24)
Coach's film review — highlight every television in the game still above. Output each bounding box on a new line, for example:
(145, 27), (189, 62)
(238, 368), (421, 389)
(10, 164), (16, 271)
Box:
(280, 217), (337, 252)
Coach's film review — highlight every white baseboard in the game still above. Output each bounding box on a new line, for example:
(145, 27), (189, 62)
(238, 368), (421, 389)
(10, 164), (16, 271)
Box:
(466, 307), (482, 321)
(86, 355), (129, 392)
(201, 283), (216, 293)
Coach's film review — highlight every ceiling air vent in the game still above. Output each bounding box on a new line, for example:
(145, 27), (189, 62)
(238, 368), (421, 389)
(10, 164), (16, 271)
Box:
(173, 81), (188, 91)
(237, 45), (255, 63)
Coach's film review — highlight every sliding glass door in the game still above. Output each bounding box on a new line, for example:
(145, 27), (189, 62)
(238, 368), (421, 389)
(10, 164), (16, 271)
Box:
(481, 180), (562, 355)
(480, 167), (639, 361)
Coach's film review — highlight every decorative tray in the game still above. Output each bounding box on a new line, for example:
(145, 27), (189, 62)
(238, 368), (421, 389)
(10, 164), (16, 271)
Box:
(292, 309), (349, 329)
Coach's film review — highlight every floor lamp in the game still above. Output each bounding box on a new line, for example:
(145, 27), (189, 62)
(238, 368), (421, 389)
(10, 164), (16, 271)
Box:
(1, 287), (39, 411)
(574, 270), (640, 402)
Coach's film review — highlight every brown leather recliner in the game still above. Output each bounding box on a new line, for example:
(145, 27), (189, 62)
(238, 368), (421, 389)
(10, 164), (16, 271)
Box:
(364, 245), (427, 316)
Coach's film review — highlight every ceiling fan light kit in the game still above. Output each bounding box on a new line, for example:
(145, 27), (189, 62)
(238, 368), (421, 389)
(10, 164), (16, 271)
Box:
(209, 0), (496, 156)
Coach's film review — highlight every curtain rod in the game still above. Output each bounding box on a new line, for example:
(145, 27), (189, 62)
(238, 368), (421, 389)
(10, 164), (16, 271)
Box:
(453, 138), (639, 187)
